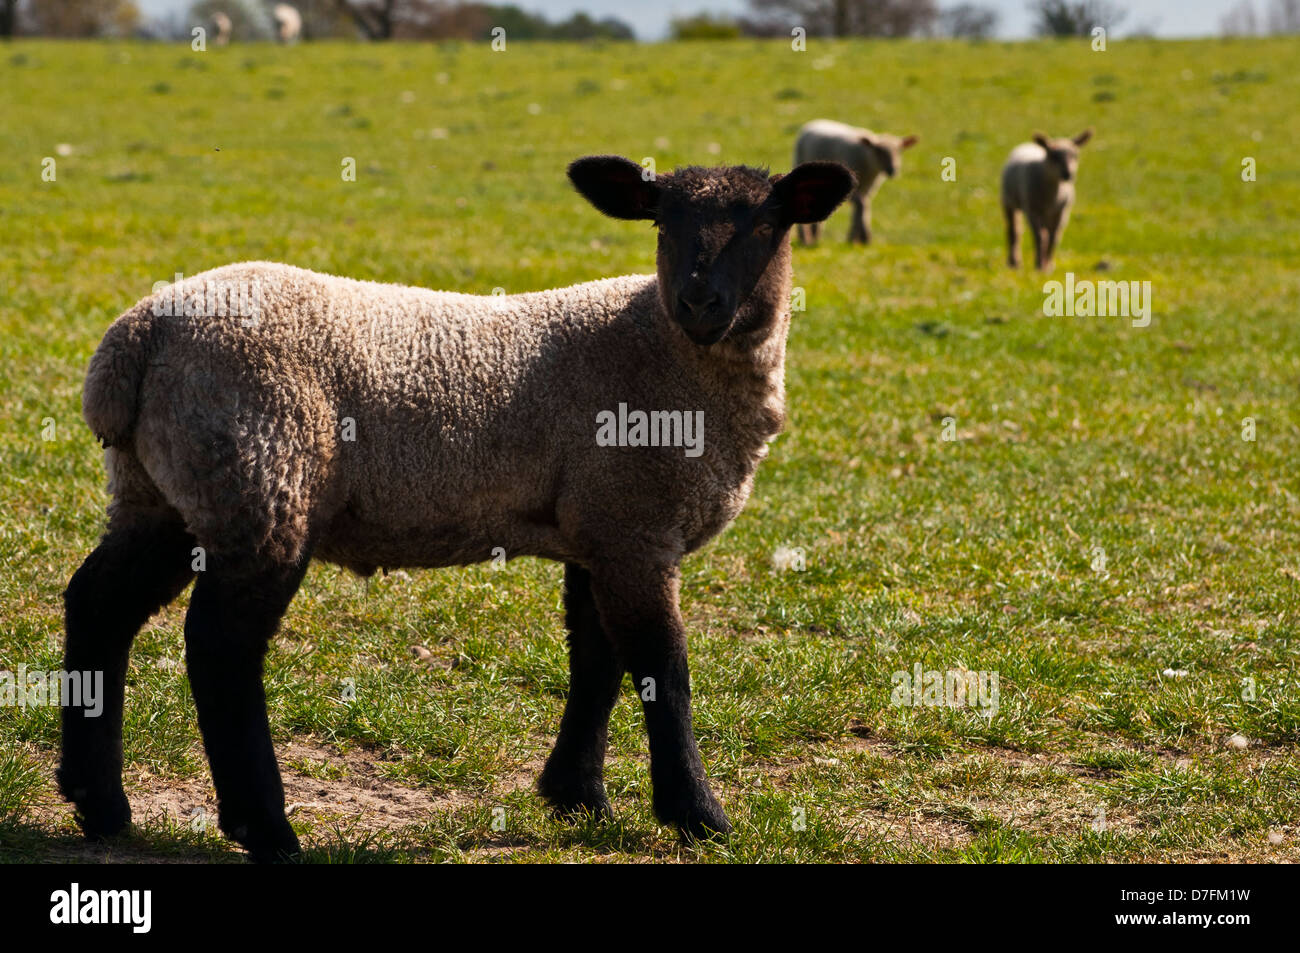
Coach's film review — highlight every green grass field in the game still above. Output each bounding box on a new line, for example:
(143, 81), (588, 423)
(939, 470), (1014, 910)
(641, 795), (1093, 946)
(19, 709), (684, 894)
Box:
(1, 35), (1298, 863)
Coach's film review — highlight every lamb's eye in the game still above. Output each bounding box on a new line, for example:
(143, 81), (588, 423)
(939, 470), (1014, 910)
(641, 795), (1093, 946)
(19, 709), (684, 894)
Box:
(754, 222), (774, 239)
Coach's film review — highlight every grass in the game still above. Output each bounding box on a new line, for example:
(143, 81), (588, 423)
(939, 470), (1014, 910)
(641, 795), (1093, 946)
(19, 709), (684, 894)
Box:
(1, 35), (1298, 863)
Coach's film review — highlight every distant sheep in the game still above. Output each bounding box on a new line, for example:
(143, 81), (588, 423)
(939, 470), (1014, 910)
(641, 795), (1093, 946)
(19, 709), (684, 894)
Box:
(59, 155), (853, 861)
(272, 3), (301, 43)
(1001, 129), (1093, 271)
(793, 118), (918, 245)
(211, 11), (231, 45)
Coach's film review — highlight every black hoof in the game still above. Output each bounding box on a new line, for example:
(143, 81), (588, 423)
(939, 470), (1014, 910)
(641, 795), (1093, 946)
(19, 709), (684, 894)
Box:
(656, 788), (731, 841)
(537, 766), (613, 821)
(246, 841), (302, 864)
(226, 817), (301, 863)
(61, 774), (132, 841)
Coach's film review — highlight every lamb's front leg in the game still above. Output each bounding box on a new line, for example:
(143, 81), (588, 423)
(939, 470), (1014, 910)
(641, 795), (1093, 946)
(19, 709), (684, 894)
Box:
(847, 194), (871, 244)
(184, 553), (308, 862)
(1043, 206), (1069, 272)
(538, 563), (624, 818)
(1031, 219), (1048, 271)
(589, 561), (730, 839)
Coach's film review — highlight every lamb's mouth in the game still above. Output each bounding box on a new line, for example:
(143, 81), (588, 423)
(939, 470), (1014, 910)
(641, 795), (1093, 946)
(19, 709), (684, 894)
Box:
(677, 313), (735, 346)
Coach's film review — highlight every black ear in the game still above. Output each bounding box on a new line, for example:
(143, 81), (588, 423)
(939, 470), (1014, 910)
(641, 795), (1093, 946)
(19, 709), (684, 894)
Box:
(567, 155), (660, 221)
(769, 161), (855, 225)
(1074, 128), (1093, 147)
(1033, 133), (1050, 150)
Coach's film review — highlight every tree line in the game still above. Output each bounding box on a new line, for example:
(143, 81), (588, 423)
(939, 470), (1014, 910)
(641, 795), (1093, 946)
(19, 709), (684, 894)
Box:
(6, 0), (1300, 40)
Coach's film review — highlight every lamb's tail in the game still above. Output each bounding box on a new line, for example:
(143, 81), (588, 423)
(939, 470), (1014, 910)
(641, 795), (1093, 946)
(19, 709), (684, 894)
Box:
(82, 304), (156, 448)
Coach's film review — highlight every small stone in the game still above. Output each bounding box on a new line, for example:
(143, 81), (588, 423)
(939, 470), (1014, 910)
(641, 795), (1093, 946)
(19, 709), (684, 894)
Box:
(772, 546), (804, 572)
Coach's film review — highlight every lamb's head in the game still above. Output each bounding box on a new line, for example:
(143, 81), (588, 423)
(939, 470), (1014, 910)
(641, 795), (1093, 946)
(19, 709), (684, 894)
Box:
(1033, 129), (1093, 183)
(568, 155), (853, 346)
(862, 132), (919, 179)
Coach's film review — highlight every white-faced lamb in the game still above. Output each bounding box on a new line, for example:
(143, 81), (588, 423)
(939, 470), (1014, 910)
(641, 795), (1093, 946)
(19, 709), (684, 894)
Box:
(59, 155), (854, 861)
(793, 118), (918, 245)
(211, 11), (232, 45)
(272, 3), (301, 44)
(1001, 129), (1093, 271)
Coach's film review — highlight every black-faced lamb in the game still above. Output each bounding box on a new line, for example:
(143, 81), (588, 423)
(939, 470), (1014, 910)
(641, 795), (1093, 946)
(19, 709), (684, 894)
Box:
(1000, 129), (1093, 271)
(59, 155), (853, 861)
(793, 118), (918, 245)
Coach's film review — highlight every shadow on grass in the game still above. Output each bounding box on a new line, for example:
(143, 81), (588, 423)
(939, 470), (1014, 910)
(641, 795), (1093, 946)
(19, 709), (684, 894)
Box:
(0, 809), (673, 863)
(0, 819), (240, 864)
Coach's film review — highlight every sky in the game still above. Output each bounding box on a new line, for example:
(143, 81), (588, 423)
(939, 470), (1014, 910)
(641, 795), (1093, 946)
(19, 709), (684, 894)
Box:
(134, 0), (1244, 40)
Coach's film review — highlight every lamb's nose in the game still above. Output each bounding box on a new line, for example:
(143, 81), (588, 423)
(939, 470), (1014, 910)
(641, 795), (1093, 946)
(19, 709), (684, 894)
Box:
(678, 287), (720, 317)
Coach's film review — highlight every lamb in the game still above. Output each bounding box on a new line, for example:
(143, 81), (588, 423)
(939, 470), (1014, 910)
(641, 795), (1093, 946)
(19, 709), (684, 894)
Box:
(793, 118), (918, 245)
(272, 3), (301, 44)
(59, 155), (853, 861)
(211, 11), (232, 46)
(1000, 129), (1093, 271)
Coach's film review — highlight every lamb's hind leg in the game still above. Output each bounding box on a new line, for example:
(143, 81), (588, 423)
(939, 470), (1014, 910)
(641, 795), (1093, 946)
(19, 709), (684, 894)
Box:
(59, 510), (196, 839)
(538, 563), (625, 818)
(184, 551), (309, 862)
(589, 560), (729, 839)
(1004, 205), (1022, 268)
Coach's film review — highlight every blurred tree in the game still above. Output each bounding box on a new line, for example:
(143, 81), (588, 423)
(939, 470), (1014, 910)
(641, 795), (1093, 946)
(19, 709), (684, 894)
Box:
(281, 0), (355, 37)
(329, 2), (630, 40)
(1, 0), (18, 37)
(1028, 0), (1125, 36)
(938, 3), (998, 37)
(1220, 0), (1259, 34)
(746, 0), (939, 37)
(671, 13), (743, 39)
(24, 0), (141, 35)
(551, 11), (633, 39)
(1266, 0), (1299, 31)
(334, 0), (397, 38)
(23, 0), (142, 35)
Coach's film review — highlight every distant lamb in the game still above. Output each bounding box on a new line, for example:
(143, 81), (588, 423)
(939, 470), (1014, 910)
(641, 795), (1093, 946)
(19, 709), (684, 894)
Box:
(59, 156), (853, 861)
(793, 118), (918, 245)
(1001, 129), (1093, 271)
(272, 3), (301, 43)
(211, 11), (232, 45)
